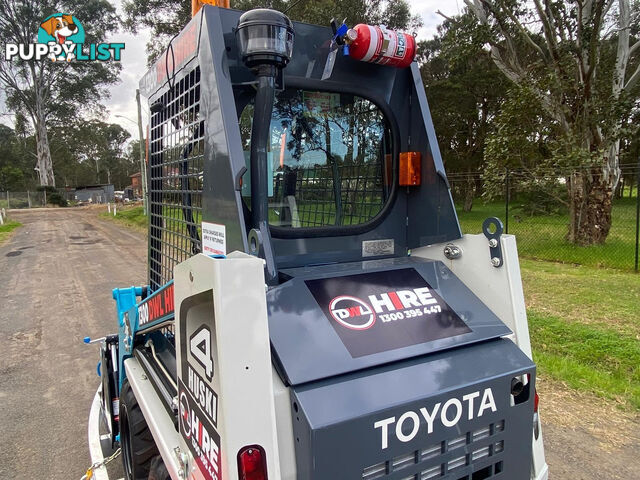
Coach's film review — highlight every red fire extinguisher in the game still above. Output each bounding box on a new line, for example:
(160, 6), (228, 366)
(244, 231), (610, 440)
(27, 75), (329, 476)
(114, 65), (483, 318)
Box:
(345, 24), (416, 68)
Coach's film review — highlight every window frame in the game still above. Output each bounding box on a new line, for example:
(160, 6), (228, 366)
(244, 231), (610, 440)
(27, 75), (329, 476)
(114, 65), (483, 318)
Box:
(235, 76), (401, 239)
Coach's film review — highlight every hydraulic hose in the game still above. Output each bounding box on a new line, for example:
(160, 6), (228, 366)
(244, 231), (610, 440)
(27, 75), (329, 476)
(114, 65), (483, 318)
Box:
(250, 65), (276, 230)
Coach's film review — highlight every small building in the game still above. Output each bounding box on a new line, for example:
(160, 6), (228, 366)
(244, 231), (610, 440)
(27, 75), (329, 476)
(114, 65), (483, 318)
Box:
(74, 184), (115, 204)
(129, 172), (142, 198)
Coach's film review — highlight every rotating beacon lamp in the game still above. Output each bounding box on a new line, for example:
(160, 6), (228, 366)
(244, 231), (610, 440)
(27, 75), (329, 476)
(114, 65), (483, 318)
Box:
(236, 9), (294, 284)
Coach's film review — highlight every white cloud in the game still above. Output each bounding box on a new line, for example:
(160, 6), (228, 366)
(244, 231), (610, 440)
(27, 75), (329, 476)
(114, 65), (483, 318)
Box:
(412, 0), (463, 40)
(104, 1), (151, 141)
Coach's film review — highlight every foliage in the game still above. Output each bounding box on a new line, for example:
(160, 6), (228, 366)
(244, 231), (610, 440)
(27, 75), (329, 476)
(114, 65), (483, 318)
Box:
(456, 198), (639, 270)
(32, 185), (65, 206)
(464, 0), (640, 245)
(0, 125), (35, 190)
(100, 205), (147, 232)
(0, 219), (22, 244)
(418, 11), (509, 211)
(0, 120), (133, 190)
(0, 0), (122, 186)
(124, 0), (421, 63)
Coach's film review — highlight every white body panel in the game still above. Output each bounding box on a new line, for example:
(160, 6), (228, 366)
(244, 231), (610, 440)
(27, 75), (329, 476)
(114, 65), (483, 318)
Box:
(125, 357), (184, 478)
(412, 233), (548, 480)
(173, 252), (281, 480)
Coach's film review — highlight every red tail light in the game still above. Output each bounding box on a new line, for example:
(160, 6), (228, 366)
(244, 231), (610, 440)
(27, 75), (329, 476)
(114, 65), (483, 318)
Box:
(534, 389), (539, 413)
(237, 445), (268, 480)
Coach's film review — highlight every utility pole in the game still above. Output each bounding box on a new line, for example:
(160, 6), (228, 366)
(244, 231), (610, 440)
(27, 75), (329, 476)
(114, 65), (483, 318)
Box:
(136, 89), (148, 215)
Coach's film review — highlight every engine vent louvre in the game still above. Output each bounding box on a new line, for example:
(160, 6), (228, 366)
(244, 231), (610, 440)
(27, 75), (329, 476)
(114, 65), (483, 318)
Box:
(362, 420), (506, 480)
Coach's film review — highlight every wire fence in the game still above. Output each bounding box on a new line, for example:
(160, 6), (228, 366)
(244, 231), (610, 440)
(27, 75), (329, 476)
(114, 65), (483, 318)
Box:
(0, 191), (50, 209)
(448, 164), (640, 272)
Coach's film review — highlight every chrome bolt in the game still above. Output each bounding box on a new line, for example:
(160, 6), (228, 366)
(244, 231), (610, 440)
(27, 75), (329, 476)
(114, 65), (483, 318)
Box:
(491, 257), (501, 267)
(443, 244), (462, 260)
(488, 238), (498, 248)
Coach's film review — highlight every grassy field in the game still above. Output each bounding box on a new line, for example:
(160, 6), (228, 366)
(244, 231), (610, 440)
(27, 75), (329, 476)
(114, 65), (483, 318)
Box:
(522, 259), (640, 410)
(100, 205), (148, 232)
(457, 198), (639, 270)
(0, 219), (22, 245)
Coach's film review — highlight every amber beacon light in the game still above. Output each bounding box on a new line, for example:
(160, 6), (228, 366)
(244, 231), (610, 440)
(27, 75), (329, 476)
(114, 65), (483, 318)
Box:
(399, 151), (422, 186)
(192, 0), (230, 16)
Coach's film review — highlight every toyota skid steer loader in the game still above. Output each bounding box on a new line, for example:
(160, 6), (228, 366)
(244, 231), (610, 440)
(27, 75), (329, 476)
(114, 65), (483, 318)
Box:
(86, 3), (549, 480)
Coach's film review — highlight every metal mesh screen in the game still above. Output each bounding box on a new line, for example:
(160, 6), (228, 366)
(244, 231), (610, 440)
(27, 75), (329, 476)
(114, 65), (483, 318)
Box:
(149, 66), (204, 293)
(272, 163), (387, 227)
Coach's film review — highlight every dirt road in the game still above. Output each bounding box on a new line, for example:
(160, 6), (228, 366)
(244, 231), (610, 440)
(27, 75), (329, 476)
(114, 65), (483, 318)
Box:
(1, 208), (639, 479)
(0, 208), (144, 479)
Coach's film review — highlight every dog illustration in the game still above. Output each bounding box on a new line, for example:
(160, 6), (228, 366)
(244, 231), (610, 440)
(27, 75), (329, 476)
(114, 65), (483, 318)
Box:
(40, 15), (78, 44)
(41, 15), (78, 62)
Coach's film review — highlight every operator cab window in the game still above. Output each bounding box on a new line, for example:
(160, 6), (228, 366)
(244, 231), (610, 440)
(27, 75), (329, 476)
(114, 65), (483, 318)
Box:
(240, 89), (393, 228)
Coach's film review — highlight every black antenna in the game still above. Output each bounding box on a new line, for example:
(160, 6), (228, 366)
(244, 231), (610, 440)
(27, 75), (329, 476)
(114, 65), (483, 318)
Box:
(283, 0), (304, 15)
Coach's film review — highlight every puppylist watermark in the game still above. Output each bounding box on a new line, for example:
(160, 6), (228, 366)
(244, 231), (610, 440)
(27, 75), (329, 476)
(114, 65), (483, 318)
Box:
(4, 13), (124, 62)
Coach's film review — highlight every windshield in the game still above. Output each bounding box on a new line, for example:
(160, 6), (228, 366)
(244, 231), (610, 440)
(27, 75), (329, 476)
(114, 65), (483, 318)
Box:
(240, 89), (393, 229)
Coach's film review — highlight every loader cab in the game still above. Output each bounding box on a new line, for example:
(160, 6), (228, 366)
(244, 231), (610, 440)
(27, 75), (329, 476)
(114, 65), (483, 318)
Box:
(140, 6), (461, 291)
(227, 11), (462, 274)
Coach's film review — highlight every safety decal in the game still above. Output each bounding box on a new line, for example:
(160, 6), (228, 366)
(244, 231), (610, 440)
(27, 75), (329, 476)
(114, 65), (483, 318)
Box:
(305, 268), (471, 358)
(201, 222), (226, 256)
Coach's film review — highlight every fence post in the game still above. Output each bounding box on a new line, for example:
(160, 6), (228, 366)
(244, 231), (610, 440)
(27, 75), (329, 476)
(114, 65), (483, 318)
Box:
(505, 169), (510, 234)
(43, 189), (47, 206)
(635, 156), (640, 273)
(6, 191), (9, 209)
(27, 191), (31, 208)
(0, 209), (3, 225)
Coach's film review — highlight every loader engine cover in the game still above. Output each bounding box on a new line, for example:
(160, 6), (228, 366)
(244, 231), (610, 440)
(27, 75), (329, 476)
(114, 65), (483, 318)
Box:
(290, 339), (535, 479)
(267, 257), (535, 478)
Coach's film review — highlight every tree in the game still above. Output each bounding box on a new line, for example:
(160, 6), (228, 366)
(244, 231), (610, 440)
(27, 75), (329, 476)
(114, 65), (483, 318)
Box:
(418, 12), (509, 211)
(63, 121), (131, 186)
(464, 0), (640, 245)
(0, 0), (121, 187)
(124, 0), (421, 63)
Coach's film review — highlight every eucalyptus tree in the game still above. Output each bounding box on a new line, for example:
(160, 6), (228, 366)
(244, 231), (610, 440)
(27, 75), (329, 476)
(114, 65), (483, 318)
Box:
(465, 0), (640, 244)
(0, 0), (121, 186)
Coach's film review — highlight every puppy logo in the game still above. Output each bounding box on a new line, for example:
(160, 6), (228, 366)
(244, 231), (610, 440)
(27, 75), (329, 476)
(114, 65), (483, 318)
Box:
(38, 13), (85, 61)
(4, 13), (124, 63)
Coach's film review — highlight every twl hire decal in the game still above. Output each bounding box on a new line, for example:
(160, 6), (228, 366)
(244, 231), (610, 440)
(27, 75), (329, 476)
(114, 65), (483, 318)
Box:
(306, 268), (471, 358)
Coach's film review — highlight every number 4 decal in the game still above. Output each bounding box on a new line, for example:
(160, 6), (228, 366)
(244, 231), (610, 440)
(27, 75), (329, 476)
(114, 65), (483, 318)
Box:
(189, 325), (214, 380)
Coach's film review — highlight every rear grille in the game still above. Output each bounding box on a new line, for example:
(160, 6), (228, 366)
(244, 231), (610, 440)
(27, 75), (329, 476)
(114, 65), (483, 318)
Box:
(149, 66), (204, 292)
(362, 420), (506, 480)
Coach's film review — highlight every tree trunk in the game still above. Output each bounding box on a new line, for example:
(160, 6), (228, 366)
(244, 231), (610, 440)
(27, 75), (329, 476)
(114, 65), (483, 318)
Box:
(463, 175), (475, 212)
(34, 102), (55, 187)
(566, 169), (614, 245)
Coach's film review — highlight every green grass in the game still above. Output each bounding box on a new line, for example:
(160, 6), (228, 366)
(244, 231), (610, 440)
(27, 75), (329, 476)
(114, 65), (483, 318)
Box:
(100, 206), (148, 232)
(457, 198), (639, 270)
(521, 260), (640, 410)
(0, 219), (22, 244)
(529, 311), (640, 409)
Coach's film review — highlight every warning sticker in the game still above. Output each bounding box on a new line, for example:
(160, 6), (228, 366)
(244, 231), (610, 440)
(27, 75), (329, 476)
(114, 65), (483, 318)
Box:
(179, 379), (222, 480)
(202, 222), (226, 256)
(305, 268), (471, 358)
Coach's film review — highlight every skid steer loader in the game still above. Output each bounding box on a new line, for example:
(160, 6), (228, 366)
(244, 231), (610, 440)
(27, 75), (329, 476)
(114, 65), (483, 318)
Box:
(87, 3), (549, 480)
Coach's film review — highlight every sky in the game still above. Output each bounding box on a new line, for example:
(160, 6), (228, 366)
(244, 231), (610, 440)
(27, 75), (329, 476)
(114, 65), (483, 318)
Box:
(0, 1), (463, 140)
(106, 0), (464, 140)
